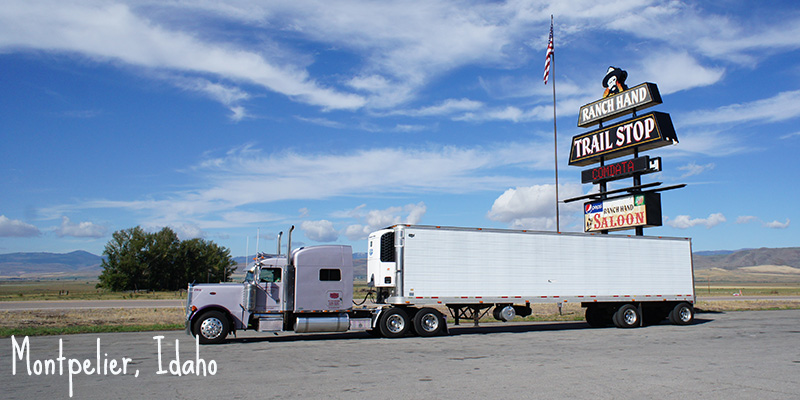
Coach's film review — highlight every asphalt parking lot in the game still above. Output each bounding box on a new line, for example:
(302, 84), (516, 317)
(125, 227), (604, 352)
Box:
(3, 309), (799, 399)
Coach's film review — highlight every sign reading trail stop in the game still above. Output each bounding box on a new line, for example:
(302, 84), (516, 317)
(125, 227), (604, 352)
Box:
(568, 111), (677, 167)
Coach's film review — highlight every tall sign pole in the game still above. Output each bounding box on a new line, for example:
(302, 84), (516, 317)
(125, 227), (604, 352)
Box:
(544, 15), (560, 232)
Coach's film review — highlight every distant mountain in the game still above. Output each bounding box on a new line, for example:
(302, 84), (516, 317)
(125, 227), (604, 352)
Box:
(0, 251), (103, 278)
(692, 247), (800, 270)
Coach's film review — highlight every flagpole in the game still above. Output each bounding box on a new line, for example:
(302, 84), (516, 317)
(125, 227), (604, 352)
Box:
(549, 15), (560, 232)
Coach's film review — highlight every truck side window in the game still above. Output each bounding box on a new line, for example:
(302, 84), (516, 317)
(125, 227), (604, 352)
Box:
(319, 268), (341, 281)
(260, 268), (282, 283)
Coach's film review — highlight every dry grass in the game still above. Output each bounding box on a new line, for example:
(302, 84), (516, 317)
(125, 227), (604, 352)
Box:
(695, 299), (800, 312)
(1, 308), (184, 334)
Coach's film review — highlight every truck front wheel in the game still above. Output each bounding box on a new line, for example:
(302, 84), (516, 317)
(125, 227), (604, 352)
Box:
(379, 307), (410, 338)
(193, 310), (230, 344)
(413, 308), (445, 337)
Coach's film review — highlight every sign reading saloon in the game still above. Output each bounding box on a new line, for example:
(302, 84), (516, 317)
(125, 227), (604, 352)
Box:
(577, 82), (662, 128)
(584, 193), (662, 233)
(568, 111), (677, 166)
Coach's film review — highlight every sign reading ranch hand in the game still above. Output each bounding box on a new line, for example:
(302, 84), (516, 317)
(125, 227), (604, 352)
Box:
(577, 82), (662, 128)
(584, 193), (662, 233)
(568, 111), (677, 167)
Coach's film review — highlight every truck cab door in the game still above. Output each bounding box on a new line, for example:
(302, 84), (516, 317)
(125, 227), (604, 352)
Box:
(257, 267), (283, 312)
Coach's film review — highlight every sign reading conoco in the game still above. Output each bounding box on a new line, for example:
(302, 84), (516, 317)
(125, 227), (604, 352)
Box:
(568, 112), (677, 166)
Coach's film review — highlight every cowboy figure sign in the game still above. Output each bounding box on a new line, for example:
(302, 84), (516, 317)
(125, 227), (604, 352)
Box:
(603, 66), (628, 98)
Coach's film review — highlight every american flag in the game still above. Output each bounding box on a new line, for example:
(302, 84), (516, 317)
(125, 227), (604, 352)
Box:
(543, 19), (554, 84)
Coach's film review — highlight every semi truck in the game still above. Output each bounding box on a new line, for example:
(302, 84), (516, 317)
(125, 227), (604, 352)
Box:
(186, 225), (695, 344)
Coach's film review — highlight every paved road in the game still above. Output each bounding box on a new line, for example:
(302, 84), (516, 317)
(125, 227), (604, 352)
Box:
(2, 309), (799, 399)
(0, 299), (184, 311)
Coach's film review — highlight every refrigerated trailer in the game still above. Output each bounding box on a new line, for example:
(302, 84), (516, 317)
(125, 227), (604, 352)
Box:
(186, 225), (695, 344)
(367, 225), (695, 334)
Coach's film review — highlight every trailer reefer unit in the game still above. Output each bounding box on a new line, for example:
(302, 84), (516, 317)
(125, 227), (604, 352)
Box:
(367, 225), (695, 331)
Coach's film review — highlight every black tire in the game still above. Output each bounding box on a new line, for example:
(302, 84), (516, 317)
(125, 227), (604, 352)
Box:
(378, 307), (410, 338)
(585, 305), (608, 327)
(668, 302), (694, 325)
(193, 310), (230, 344)
(613, 304), (640, 328)
(413, 308), (445, 337)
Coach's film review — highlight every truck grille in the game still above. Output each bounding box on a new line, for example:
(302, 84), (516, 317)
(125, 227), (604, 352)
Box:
(380, 232), (395, 262)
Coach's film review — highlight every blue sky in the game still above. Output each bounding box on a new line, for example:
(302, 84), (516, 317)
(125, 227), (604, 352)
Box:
(1, 0), (799, 257)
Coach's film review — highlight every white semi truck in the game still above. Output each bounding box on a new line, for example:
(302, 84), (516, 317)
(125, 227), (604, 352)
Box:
(186, 225), (695, 344)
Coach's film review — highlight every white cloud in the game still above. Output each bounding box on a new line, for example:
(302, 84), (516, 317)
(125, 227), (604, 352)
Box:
(55, 216), (106, 238)
(662, 128), (750, 157)
(736, 216), (758, 224)
(683, 90), (800, 127)
(391, 98), (484, 117)
(780, 132), (800, 140)
(487, 184), (583, 230)
(639, 51), (724, 95)
(764, 219), (790, 229)
(667, 213), (726, 229)
(301, 220), (338, 242)
(735, 216), (790, 229)
(0, 1), (365, 111)
(678, 162), (715, 178)
(0, 215), (40, 237)
(343, 202), (427, 240)
(169, 223), (205, 240)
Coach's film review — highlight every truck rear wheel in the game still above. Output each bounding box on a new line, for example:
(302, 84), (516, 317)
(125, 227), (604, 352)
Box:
(379, 307), (410, 338)
(668, 302), (694, 325)
(413, 308), (445, 337)
(613, 304), (640, 328)
(193, 310), (230, 344)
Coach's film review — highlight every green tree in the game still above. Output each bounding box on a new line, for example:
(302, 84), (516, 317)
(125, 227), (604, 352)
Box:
(97, 226), (237, 291)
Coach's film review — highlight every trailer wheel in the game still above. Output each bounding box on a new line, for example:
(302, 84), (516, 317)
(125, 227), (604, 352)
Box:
(585, 305), (609, 327)
(413, 308), (445, 337)
(379, 307), (410, 338)
(613, 304), (640, 328)
(193, 310), (230, 344)
(668, 302), (694, 325)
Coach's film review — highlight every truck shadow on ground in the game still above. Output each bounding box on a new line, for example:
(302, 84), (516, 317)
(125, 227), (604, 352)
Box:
(225, 318), (713, 344)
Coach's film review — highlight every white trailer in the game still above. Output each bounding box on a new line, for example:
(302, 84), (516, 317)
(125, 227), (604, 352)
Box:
(367, 225), (695, 336)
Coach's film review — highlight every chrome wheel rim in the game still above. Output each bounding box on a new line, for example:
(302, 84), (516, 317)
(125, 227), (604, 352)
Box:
(200, 317), (224, 339)
(386, 314), (405, 333)
(623, 309), (637, 325)
(420, 313), (439, 332)
(679, 307), (692, 322)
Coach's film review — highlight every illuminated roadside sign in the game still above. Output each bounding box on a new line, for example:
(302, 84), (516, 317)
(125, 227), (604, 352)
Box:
(584, 193), (662, 233)
(581, 156), (661, 184)
(568, 112), (677, 167)
(577, 82), (662, 128)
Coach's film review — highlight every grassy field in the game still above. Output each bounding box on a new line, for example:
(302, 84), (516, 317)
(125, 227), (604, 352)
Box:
(0, 279), (185, 301)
